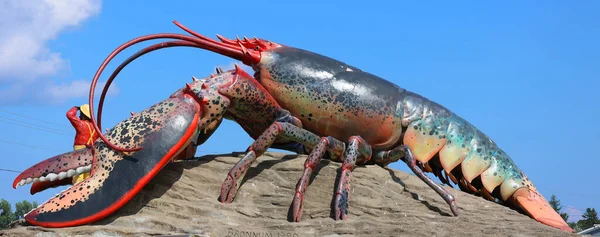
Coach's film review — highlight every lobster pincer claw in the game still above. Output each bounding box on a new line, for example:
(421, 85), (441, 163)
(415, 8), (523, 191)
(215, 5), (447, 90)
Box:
(13, 147), (93, 195)
(13, 95), (204, 228)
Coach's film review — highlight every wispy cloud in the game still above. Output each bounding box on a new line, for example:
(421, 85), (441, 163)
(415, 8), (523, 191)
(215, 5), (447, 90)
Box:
(0, 0), (107, 105)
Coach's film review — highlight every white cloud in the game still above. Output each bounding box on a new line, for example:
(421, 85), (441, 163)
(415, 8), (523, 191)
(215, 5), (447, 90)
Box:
(0, 0), (106, 104)
(45, 79), (121, 103)
(0, 79), (120, 105)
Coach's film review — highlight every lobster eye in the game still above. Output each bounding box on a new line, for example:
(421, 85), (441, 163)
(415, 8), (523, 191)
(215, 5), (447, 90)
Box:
(255, 46), (260, 50)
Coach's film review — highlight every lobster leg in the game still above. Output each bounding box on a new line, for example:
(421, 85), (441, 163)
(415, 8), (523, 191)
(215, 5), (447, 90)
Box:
(219, 121), (323, 203)
(333, 136), (373, 220)
(330, 143), (459, 220)
(371, 144), (405, 167)
(399, 145), (459, 216)
(292, 136), (345, 222)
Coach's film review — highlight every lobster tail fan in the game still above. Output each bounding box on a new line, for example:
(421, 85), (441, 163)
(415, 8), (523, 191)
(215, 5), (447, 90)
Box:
(512, 188), (574, 232)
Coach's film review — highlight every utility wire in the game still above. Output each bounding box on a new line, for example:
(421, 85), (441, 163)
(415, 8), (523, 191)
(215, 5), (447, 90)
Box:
(0, 109), (70, 128)
(566, 192), (600, 200)
(0, 118), (72, 136)
(0, 139), (64, 152)
(0, 168), (21, 173)
(0, 115), (70, 134)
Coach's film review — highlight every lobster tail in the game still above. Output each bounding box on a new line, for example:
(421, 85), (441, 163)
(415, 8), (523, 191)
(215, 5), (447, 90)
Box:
(398, 92), (573, 232)
(424, 158), (573, 232)
(511, 188), (573, 232)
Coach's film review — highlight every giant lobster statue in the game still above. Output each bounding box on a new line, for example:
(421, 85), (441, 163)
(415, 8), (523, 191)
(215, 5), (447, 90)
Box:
(12, 20), (573, 233)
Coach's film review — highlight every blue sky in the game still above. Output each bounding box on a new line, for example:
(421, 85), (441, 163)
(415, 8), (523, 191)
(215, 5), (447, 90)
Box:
(0, 1), (598, 222)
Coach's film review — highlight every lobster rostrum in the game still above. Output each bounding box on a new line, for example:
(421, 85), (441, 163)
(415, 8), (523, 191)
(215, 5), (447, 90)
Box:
(12, 58), (309, 227)
(132, 21), (571, 232)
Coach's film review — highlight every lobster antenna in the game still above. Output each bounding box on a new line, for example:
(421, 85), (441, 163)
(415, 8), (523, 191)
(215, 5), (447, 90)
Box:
(91, 34), (246, 152)
(92, 20), (265, 153)
(172, 20), (261, 65)
(97, 40), (198, 130)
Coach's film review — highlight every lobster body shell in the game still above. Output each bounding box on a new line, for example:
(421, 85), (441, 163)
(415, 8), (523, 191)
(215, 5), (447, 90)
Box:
(257, 46), (533, 199)
(257, 47), (405, 150)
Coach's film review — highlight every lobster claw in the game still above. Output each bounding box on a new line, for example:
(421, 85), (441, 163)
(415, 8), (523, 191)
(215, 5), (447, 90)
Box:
(13, 96), (203, 228)
(13, 147), (93, 195)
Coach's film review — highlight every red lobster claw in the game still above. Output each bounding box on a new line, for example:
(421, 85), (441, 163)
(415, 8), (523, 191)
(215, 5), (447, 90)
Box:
(14, 96), (202, 228)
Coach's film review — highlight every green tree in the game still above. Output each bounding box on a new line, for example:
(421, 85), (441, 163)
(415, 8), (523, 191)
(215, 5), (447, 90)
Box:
(548, 194), (569, 222)
(13, 200), (38, 219)
(568, 221), (580, 232)
(577, 208), (600, 230)
(0, 199), (40, 230)
(0, 199), (14, 229)
(561, 211), (570, 222)
(549, 195), (560, 210)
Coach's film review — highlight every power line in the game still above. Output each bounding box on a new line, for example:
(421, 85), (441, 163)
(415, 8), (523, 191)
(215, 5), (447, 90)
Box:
(0, 118), (71, 136)
(0, 115), (70, 134)
(0, 109), (70, 128)
(0, 168), (21, 173)
(0, 139), (64, 152)
(565, 192), (600, 200)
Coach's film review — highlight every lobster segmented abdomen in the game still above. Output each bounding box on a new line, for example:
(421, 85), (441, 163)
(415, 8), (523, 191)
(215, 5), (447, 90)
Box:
(397, 91), (572, 231)
(397, 92), (574, 231)
(400, 91), (535, 204)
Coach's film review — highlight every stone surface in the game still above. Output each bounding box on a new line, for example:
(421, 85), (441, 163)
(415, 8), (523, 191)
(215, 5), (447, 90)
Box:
(1, 152), (575, 237)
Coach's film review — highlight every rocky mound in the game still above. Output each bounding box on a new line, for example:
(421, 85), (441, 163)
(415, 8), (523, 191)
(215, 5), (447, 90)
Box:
(1, 152), (574, 237)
